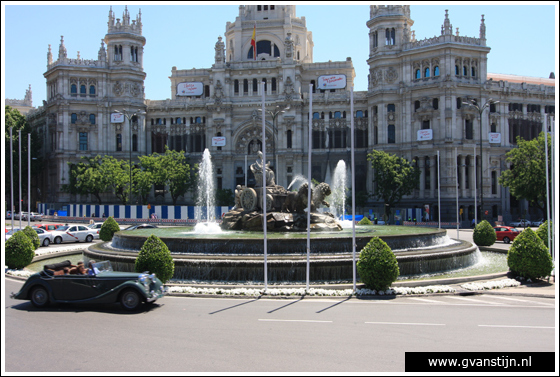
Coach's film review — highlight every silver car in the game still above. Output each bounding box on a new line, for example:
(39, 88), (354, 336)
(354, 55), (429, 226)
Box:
(5, 227), (53, 247)
(50, 225), (98, 244)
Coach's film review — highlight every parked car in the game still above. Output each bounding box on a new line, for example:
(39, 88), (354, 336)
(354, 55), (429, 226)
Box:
(50, 225), (98, 244)
(35, 223), (65, 232)
(531, 218), (545, 227)
(32, 227), (54, 247)
(6, 211), (12, 219)
(13, 212), (28, 220)
(493, 226), (520, 244)
(10, 260), (166, 311)
(28, 212), (43, 221)
(510, 219), (531, 227)
(87, 222), (104, 239)
(124, 224), (158, 231)
(5, 228), (23, 240)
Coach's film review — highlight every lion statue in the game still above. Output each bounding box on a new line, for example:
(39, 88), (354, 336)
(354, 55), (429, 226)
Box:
(282, 183), (310, 214)
(311, 182), (331, 212)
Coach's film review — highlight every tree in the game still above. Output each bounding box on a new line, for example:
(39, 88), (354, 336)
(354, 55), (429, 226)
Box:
(161, 148), (197, 205)
(132, 166), (154, 205)
(499, 132), (552, 217)
(215, 188), (235, 207)
(100, 156), (132, 205)
(63, 156), (109, 203)
(367, 150), (420, 221)
(346, 190), (370, 214)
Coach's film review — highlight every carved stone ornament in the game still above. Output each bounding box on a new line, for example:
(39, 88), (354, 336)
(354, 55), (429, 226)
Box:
(113, 81), (123, 96)
(385, 67), (398, 83)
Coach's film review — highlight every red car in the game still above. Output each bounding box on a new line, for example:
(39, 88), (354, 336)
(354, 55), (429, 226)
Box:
(493, 226), (520, 244)
(35, 223), (65, 232)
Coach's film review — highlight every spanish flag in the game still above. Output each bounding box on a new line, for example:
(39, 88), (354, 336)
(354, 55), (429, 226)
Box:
(251, 22), (256, 60)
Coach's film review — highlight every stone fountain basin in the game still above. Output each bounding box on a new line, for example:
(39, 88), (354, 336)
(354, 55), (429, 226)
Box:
(85, 226), (479, 281)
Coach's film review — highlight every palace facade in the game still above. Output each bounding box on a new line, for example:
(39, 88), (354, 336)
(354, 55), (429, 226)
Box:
(20, 5), (555, 224)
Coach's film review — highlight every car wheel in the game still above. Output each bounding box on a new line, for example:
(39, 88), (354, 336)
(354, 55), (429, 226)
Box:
(120, 289), (142, 311)
(30, 286), (49, 308)
(86, 235), (93, 243)
(54, 236), (63, 244)
(503, 237), (510, 244)
(42, 238), (50, 247)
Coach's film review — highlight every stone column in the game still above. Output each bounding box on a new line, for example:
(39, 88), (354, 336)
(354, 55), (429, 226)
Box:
(459, 155), (466, 198)
(429, 155), (436, 198)
(419, 157), (425, 198)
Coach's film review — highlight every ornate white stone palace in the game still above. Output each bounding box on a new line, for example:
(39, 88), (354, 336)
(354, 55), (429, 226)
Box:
(16, 5), (555, 224)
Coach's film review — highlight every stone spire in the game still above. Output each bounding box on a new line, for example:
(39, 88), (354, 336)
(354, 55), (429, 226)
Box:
(98, 39), (107, 61)
(442, 9), (452, 36)
(108, 6), (115, 28)
(403, 20), (410, 43)
(479, 14), (486, 44)
(214, 36), (225, 64)
(123, 5), (130, 26)
(24, 84), (32, 106)
(47, 44), (52, 65)
(58, 35), (67, 59)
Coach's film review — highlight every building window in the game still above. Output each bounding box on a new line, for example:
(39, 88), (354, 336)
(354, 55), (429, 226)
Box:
(356, 110), (364, 118)
(71, 113), (77, 124)
(243, 79), (248, 94)
(415, 69), (421, 79)
(385, 28), (395, 45)
(132, 134), (138, 152)
(424, 68), (430, 78)
(311, 80), (316, 93)
(491, 123), (496, 132)
(355, 129), (368, 148)
(334, 111), (342, 119)
(116, 134), (122, 151)
(471, 67), (476, 77)
(253, 79), (258, 92)
(89, 85), (96, 95)
(234, 80), (239, 94)
(414, 101), (420, 112)
(313, 112), (321, 119)
(287, 129), (292, 149)
(271, 78), (277, 93)
(463, 66), (468, 76)
(374, 126), (378, 145)
(455, 65), (459, 75)
(262, 78), (267, 92)
(456, 97), (462, 109)
(71, 84), (77, 95)
(433, 98), (439, 110)
(204, 85), (210, 97)
(492, 171), (497, 195)
(422, 120), (430, 129)
(79, 132), (88, 151)
(434, 66), (440, 76)
(114, 45), (122, 61)
(388, 125), (395, 144)
(312, 130), (326, 149)
(465, 119), (473, 140)
(130, 46), (138, 62)
(387, 104), (395, 112)
(89, 114), (95, 125)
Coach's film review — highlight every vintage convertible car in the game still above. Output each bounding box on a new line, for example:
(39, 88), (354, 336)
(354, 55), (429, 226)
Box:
(11, 260), (166, 311)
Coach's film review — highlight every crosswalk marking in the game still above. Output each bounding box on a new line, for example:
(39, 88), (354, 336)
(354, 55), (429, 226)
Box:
(486, 296), (554, 306)
(408, 297), (444, 304)
(446, 296), (504, 305)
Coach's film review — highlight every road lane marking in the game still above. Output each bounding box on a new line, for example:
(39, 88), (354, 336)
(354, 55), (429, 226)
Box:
(479, 325), (555, 329)
(365, 322), (445, 326)
(487, 296), (554, 305)
(408, 297), (444, 303)
(447, 296), (504, 305)
(258, 319), (332, 323)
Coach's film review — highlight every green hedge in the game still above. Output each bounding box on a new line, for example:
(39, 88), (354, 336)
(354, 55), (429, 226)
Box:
(135, 235), (175, 284)
(22, 226), (40, 250)
(5, 231), (36, 270)
(358, 217), (373, 225)
(473, 220), (496, 246)
(507, 228), (553, 280)
(357, 237), (399, 291)
(99, 216), (121, 241)
(536, 220), (552, 248)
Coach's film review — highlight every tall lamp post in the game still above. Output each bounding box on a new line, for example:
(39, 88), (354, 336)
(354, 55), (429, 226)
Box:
(113, 109), (146, 204)
(463, 98), (499, 221)
(258, 104), (290, 184)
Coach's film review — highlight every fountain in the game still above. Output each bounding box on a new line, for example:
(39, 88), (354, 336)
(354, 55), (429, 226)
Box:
(330, 160), (348, 221)
(193, 149), (221, 234)
(87, 152), (480, 283)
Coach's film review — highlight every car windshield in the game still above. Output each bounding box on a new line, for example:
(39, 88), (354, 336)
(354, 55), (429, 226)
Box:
(6, 229), (22, 235)
(92, 261), (113, 273)
(56, 226), (69, 231)
(511, 228), (520, 232)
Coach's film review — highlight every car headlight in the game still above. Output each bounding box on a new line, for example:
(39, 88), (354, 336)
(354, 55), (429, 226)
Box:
(139, 274), (149, 288)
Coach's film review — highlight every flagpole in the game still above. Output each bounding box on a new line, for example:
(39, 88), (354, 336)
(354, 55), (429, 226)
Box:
(306, 83), (313, 292)
(438, 150), (441, 229)
(456, 147), (459, 239)
(351, 87), (356, 293)
(262, 81), (267, 292)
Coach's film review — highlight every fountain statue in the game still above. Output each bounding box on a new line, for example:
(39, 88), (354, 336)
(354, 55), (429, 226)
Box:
(221, 151), (342, 232)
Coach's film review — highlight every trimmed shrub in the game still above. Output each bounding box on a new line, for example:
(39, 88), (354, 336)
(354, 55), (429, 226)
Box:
(358, 217), (373, 225)
(6, 231), (36, 269)
(22, 226), (40, 250)
(357, 237), (399, 291)
(135, 235), (175, 284)
(536, 220), (552, 248)
(99, 216), (121, 242)
(473, 220), (496, 246)
(507, 227), (553, 280)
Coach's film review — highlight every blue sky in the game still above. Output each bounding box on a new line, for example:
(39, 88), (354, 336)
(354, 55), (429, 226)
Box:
(2, 2), (557, 106)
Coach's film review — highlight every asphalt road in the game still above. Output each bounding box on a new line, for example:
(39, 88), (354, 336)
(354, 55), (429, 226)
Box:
(4, 278), (555, 373)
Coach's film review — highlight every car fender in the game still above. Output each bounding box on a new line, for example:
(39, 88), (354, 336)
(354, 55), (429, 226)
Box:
(13, 275), (56, 303)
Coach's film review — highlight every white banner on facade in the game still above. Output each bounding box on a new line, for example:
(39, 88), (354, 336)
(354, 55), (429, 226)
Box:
(417, 129), (433, 141)
(318, 74), (346, 90)
(212, 137), (226, 146)
(111, 113), (124, 123)
(489, 132), (501, 143)
(177, 82), (203, 96)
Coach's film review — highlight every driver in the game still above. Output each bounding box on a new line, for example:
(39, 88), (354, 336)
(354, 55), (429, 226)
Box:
(87, 260), (100, 275)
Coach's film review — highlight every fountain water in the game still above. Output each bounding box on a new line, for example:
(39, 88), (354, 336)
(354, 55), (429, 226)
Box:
(330, 160), (347, 221)
(194, 149), (221, 233)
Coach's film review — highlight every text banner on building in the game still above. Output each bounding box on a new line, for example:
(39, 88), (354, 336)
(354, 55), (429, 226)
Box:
(212, 137), (226, 147)
(111, 113), (124, 123)
(318, 74), (346, 90)
(417, 129), (433, 141)
(177, 82), (203, 96)
(489, 133), (501, 143)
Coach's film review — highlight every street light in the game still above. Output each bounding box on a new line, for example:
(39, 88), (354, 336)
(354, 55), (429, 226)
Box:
(462, 98), (499, 221)
(258, 104), (290, 185)
(113, 109), (146, 204)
